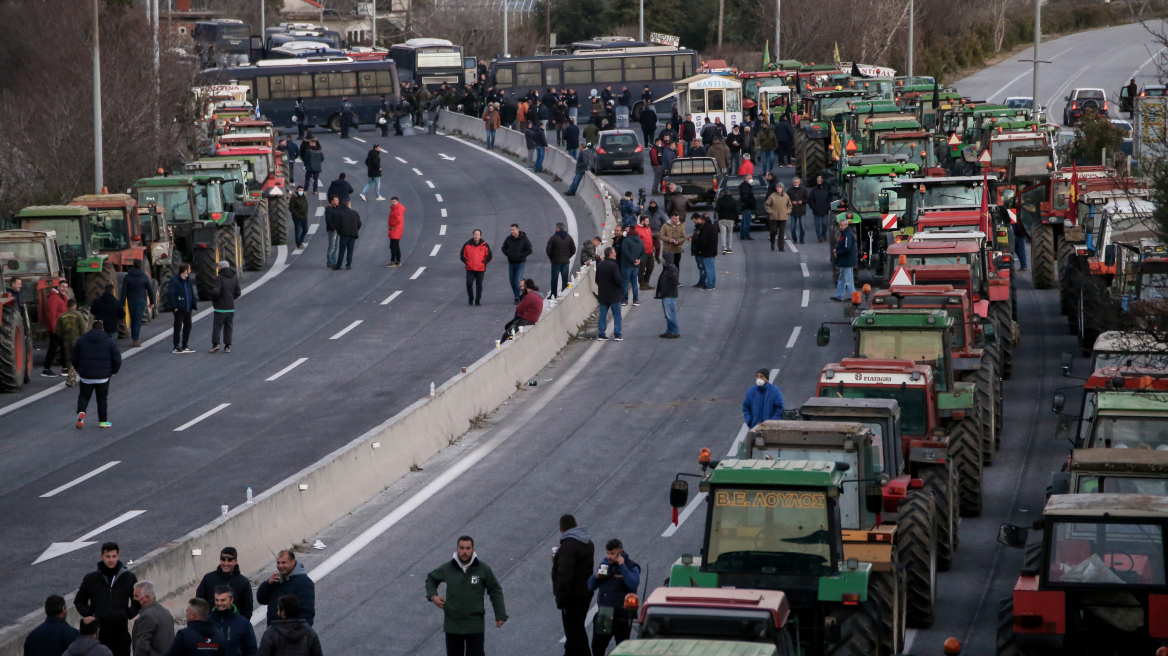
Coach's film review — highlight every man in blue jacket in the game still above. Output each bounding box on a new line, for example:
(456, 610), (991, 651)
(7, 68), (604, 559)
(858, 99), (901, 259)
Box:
(119, 260), (155, 348)
(163, 599), (225, 656)
(168, 263), (197, 354)
(831, 215), (857, 302)
(23, 594), (78, 656)
(209, 587), (256, 656)
(255, 551), (315, 627)
(587, 539), (640, 656)
(743, 368), (784, 428)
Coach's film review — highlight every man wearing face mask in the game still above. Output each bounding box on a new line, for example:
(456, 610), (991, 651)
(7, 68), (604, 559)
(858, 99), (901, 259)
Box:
(742, 368), (784, 428)
(289, 186), (309, 250)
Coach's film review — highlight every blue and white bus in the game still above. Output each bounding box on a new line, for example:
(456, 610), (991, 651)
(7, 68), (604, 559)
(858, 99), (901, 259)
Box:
(202, 57), (400, 132)
(388, 38), (470, 89)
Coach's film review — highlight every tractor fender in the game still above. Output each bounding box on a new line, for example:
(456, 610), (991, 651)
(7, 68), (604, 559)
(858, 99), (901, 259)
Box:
(973, 299), (990, 318)
(988, 283), (1011, 302)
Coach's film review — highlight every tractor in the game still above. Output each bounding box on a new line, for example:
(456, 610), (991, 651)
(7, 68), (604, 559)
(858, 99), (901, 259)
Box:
(206, 145), (290, 247)
(635, 588), (795, 654)
(666, 457), (895, 656)
(1051, 365), (1168, 451)
(185, 158), (271, 271)
(997, 494), (1168, 656)
(794, 88), (871, 180)
(9, 206), (127, 306)
(1049, 448), (1168, 497)
(829, 155), (920, 285)
(1075, 238), (1168, 352)
(0, 266), (34, 392)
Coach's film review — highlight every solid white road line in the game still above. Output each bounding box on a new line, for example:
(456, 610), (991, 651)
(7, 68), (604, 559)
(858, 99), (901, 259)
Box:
(410, 267), (426, 279)
(786, 326), (802, 348)
(903, 630), (918, 654)
(439, 225), (447, 235)
(986, 69), (1031, 102)
(1130, 47), (1168, 81)
(800, 262), (810, 277)
(425, 180), (435, 188)
(308, 224), (319, 235)
(412, 168), (423, 176)
(430, 244), (441, 256)
(802, 289), (810, 307)
(440, 208), (447, 218)
(315, 207), (324, 217)
(266, 358), (308, 382)
(380, 291), (402, 306)
(435, 193), (443, 202)
(174, 403), (231, 432)
(329, 320), (363, 340)
(352, 136), (366, 143)
(41, 461), (121, 498)
(395, 156), (407, 164)
(306, 339), (606, 584)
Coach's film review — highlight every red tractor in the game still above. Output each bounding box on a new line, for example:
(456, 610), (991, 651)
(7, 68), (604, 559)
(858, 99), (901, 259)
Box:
(209, 145), (290, 247)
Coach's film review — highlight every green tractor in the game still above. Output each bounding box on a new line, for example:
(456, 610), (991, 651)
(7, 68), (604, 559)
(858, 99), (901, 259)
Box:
(667, 458), (895, 656)
(185, 158), (271, 271)
(794, 88), (871, 181)
(828, 156), (920, 285)
(132, 174), (243, 301)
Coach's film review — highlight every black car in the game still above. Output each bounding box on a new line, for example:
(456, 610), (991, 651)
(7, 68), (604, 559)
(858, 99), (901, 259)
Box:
(594, 130), (645, 174)
(662, 157), (719, 206)
(717, 174), (771, 225)
(1063, 88), (1107, 126)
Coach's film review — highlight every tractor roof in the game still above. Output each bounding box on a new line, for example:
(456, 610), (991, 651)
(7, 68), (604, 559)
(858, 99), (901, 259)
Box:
(188, 158), (247, 167)
(820, 359), (932, 385)
(853, 308), (953, 328)
(709, 458), (845, 487)
(610, 639), (779, 656)
(917, 210), (985, 227)
(881, 130), (930, 140)
(1083, 366), (1168, 391)
(215, 147), (272, 156)
(16, 205), (89, 218)
(1096, 391), (1168, 413)
(748, 420), (872, 448)
(842, 162), (919, 176)
(1044, 493), (1168, 519)
(871, 286), (969, 308)
(70, 194), (134, 208)
(799, 396), (901, 419)
(1071, 448), (1168, 474)
(641, 587), (790, 627)
(135, 175), (198, 187)
(0, 229), (55, 242)
(865, 118), (922, 132)
(850, 100), (902, 113)
(887, 240), (980, 254)
(1092, 331), (1168, 354)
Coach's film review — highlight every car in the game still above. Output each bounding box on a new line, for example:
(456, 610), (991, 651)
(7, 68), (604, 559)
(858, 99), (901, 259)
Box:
(716, 173), (771, 225)
(1142, 84), (1167, 97)
(592, 130), (644, 174)
(662, 157), (720, 206)
(1005, 96), (1046, 122)
(1109, 118), (1133, 138)
(1063, 88), (1108, 126)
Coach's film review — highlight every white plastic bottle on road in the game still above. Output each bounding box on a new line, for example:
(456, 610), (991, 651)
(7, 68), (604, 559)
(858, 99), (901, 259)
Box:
(246, 487), (253, 504)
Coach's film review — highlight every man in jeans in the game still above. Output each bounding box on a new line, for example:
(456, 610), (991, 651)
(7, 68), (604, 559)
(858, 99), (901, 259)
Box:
(546, 222), (576, 299)
(808, 175), (832, 243)
(565, 143), (593, 196)
(831, 216), (857, 302)
(290, 185), (309, 250)
(332, 200), (362, 271)
(655, 259), (679, 338)
(324, 195), (341, 268)
(618, 225), (645, 306)
(787, 176), (809, 245)
(168, 263), (197, 354)
(210, 261), (241, 353)
(691, 214), (719, 290)
(501, 224), (533, 303)
(595, 248), (623, 341)
(119, 260), (155, 348)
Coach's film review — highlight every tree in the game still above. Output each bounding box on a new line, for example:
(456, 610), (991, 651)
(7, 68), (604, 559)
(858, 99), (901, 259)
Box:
(1063, 109), (1126, 167)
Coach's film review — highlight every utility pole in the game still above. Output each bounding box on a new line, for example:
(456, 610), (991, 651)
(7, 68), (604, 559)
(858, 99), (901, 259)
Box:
(1032, 0), (1041, 119)
(371, 0), (376, 47)
(717, 0), (724, 46)
(152, 0), (159, 76)
(907, 0), (914, 78)
(261, 0), (265, 35)
(503, 0), (509, 56)
(546, 0), (550, 53)
(93, 0), (103, 194)
(775, 0), (780, 60)
(639, 0), (643, 42)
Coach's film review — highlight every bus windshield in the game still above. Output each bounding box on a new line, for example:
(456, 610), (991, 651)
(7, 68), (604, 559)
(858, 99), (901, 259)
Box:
(706, 487), (832, 577)
(822, 386), (929, 435)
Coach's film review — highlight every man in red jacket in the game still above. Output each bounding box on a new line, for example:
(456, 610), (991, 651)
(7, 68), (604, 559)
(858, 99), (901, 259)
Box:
(460, 229), (492, 306)
(387, 197), (405, 267)
(41, 283), (69, 377)
(501, 279), (543, 342)
(634, 215), (655, 290)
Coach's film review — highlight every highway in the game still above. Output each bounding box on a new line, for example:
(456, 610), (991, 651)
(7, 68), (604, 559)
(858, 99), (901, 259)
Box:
(0, 128), (585, 626)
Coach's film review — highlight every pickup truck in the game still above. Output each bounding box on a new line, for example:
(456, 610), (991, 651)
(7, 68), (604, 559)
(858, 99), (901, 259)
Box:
(662, 157), (719, 207)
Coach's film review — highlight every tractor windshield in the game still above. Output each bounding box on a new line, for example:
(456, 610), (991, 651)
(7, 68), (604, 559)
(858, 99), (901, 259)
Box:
(1012, 155), (1051, 178)
(139, 187), (195, 223)
(706, 487), (832, 577)
(920, 185), (982, 208)
(87, 211), (129, 251)
(883, 139), (927, 168)
(20, 218), (84, 254)
(1048, 520), (1165, 586)
(1138, 270), (1168, 301)
(990, 138), (1045, 167)
(1089, 415), (1168, 450)
(821, 385), (928, 435)
(818, 96), (852, 119)
(857, 331), (948, 391)
(196, 182), (225, 216)
(0, 239), (52, 274)
(850, 175), (892, 213)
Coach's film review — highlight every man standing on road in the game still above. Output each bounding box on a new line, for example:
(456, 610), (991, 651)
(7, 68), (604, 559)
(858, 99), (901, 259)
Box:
(743, 368), (785, 428)
(332, 200), (362, 271)
(765, 183), (792, 252)
(460, 229), (492, 306)
(339, 96), (354, 138)
(196, 547), (254, 620)
(587, 539), (641, 655)
(89, 284), (122, 342)
(360, 144), (385, 202)
(635, 215), (655, 290)
(618, 225), (645, 307)
(327, 173), (353, 205)
(565, 143), (593, 196)
(809, 175), (832, 243)
(533, 121), (548, 173)
(563, 117), (580, 159)
(554, 515), (595, 656)
(256, 551), (316, 627)
(691, 214), (719, 290)
(387, 197), (405, 268)
(72, 322), (121, 429)
(166, 599), (225, 656)
(23, 595), (78, 656)
(300, 138), (323, 193)
(131, 582), (173, 656)
(483, 102), (501, 150)
(117, 260), (154, 347)
(596, 248), (622, 341)
(426, 536), (508, 656)
(169, 264), (197, 354)
(646, 200), (667, 260)
(659, 213), (687, 272)
(40, 282), (68, 377)
(714, 187), (738, 254)
(639, 105), (657, 150)
(501, 224), (533, 303)
(209, 587), (257, 656)
(324, 195), (341, 269)
(257, 596), (321, 656)
(787, 176), (809, 245)
(75, 543), (138, 656)
(56, 296), (85, 385)
(655, 259), (680, 338)
(290, 186), (309, 250)
(738, 175), (756, 242)
(546, 222), (576, 299)
(831, 215), (857, 302)
(776, 114), (794, 167)
(209, 262), (241, 353)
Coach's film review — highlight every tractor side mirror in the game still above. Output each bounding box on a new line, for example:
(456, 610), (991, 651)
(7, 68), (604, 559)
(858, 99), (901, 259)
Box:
(1052, 392), (1066, 414)
(816, 325), (831, 347)
(235, 181), (245, 196)
(865, 485), (883, 514)
(877, 191), (890, 214)
(1060, 351), (1073, 376)
(1000, 188), (1015, 206)
(982, 321), (996, 343)
(997, 524), (1028, 548)
(669, 480), (689, 508)
(1104, 244), (1116, 267)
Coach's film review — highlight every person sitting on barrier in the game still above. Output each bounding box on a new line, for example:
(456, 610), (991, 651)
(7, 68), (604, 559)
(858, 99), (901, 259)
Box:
(501, 279), (544, 343)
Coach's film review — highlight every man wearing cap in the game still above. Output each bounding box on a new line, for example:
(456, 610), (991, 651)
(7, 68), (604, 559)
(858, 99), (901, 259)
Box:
(210, 261), (241, 354)
(742, 368), (784, 428)
(831, 215), (857, 302)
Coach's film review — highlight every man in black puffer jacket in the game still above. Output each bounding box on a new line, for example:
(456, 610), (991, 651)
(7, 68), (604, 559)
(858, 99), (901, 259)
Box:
(552, 514), (594, 656)
(257, 596), (322, 656)
(165, 599), (225, 656)
(210, 262), (242, 354)
(195, 547), (255, 620)
(88, 285), (123, 341)
(71, 322), (121, 429)
(75, 542), (138, 656)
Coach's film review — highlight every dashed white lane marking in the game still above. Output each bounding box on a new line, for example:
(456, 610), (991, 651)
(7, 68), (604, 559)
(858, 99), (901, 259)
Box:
(266, 358), (308, 382)
(435, 193), (443, 202)
(440, 208), (447, 217)
(343, 157), (358, 165)
(395, 157), (407, 164)
(380, 291), (402, 306)
(318, 192), (326, 201)
(412, 168), (423, 176)
(41, 461), (121, 498)
(788, 240), (799, 253)
(352, 136), (366, 143)
(786, 326), (802, 348)
(425, 181), (435, 189)
(801, 289), (810, 308)
(430, 244), (441, 257)
(174, 403), (231, 432)
(800, 262), (810, 277)
(315, 207), (324, 217)
(329, 320), (363, 340)
(308, 224), (319, 235)
(410, 267), (426, 279)
(439, 225), (447, 236)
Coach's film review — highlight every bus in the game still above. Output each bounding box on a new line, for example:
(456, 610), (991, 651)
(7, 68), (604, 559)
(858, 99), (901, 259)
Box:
(388, 38), (468, 89)
(486, 46), (698, 115)
(202, 57), (400, 132)
(193, 19), (255, 67)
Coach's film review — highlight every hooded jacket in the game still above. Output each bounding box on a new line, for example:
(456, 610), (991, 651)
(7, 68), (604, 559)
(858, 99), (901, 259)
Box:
(776, 119), (795, 143)
(707, 140), (731, 171)
(691, 220), (719, 258)
(654, 263), (679, 299)
(364, 149), (382, 178)
(755, 124), (777, 152)
(715, 192), (738, 221)
(56, 308), (87, 345)
(168, 274), (197, 314)
(255, 562), (316, 627)
(300, 146), (323, 174)
(325, 178), (353, 203)
(424, 554), (509, 635)
(552, 527), (595, 607)
(63, 636), (113, 656)
(515, 291), (543, 323)
(618, 232), (645, 269)
(44, 288), (68, 333)
(256, 620), (322, 656)
(460, 239), (492, 272)
(88, 291), (123, 331)
(387, 203), (405, 240)
(743, 381), (785, 428)
(164, 620), (225, 656)
(738, 180), (757, 211)
(289, 193), (309, 221)
(211, 269), (241, 312)
(501, 232), (533, 264)
(120, 267), (155, 303)
(196, 566), (255, 620)
(71, 330), (122, 381)
(209, 608), (257, 656)
(545, 231), (576, 265)
(74, 561), (138, 638)
(634, 225), (654, 255)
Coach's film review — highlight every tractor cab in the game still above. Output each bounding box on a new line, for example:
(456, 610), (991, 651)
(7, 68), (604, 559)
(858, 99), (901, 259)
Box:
(877, 130), (936, 170)
(986, 131), (1047, 175)
(637, 588), (794, 655)
(1050, 448), (1168, 497)
(870, 285), (991, 357)
(1083, 330), (1168, 372)
(1054, 365), (1168, 449)
(793, 397), (905, 478)
(66, 194), (148, 269)
(885, 240), (985, 302)
(185, 159), (251, 212)
(0, 229), (67, 315)
(830, 156), (920, 284)
(10, 206), (107, 278)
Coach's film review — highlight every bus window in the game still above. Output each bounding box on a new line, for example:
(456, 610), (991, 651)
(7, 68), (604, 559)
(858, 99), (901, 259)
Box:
(544, 66), (560, 86)
(256, 76), (270, 100)
(654, 55), (672, 80)
(563, 60), (590, 85)
(708, 89), (724, 111)
(594, 58), (621, 83)
(517, 62), (541, 87)
(315, 73), (333, 97)
(357, 71), (376, 95)
(495, 66), (515, 88)
(674, 55), (692, 77)
(625, 56), (652, 82)
(269, 75), (286, 98)
(375, 70), (394, 93)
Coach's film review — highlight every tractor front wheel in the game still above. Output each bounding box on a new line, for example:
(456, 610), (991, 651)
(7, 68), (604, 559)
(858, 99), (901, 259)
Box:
(917, 464), (957, 571)
(194, 244), (219, 301)
(0, 306), (28, 392)
(1030, 223), (1056, 289)
(869, 551), (905, 656)
(976, 357), (998, 464)
(242, 213), (267, 271)
(952, 411), (984, 517)
(270, 193), (290, 247)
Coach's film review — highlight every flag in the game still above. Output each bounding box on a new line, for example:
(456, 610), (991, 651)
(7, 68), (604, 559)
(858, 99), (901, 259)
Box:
(980, 168), (991, 236)
(931, 78), (940, 110)
(833, 43), (842, 69)
(1069, 160), (1080, 205)
(830, 120), (842, 161)
(763, 40), (771, 70)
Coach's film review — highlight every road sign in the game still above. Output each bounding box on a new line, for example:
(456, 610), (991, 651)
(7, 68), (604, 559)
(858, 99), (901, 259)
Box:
(947, 134), (961, 146)
(889, 266), (913, 287)
(979, 149), (991, 165)
(882, 214), (898, 230)
(1006, 208), (1017, 224)
(650, 32), (680, 47)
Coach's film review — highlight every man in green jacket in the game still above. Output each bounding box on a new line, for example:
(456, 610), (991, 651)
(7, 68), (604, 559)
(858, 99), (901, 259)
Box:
(426, 536), (507, 656)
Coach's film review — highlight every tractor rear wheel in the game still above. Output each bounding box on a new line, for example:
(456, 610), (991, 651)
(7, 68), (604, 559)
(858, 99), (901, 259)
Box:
(155, 266), (175, 312)
(1030, 223), (1056, 288)
(83, 262), (116, 307)
(804, 138), (828, 180)
(826, 595), (881, 656)
(976, 357), (998, 464)
(953, 413), (984, 516)
(898, 489), (938, 628)
(270, 194), (290, 246)
(869, 551), (904, 655)
(1056, 234), (1073, 284)
(217, 223), (243, 273)
(194, 244), (219, 301)
(917, 464), (957, 571)
(0, 305), (27, 392)
(989, 301), (1013, 379)
(242, 213), (267, 271)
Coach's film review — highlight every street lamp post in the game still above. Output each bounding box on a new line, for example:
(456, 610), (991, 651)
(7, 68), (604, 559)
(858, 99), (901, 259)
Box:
(503, 0), (509, 56)
(907, 0), (914, 78)
(639, 0), (643, 42)
(93, 0), (103, 193)
(1032, 0), (1041, 120)
(775, 0), (780, 61)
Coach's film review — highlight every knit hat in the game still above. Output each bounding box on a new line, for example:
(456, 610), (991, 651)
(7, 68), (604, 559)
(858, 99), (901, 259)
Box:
(757, 368), (770, 380)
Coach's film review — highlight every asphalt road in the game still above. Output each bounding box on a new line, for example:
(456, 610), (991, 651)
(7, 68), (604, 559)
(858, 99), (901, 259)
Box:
(0, 127), (585, 626)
